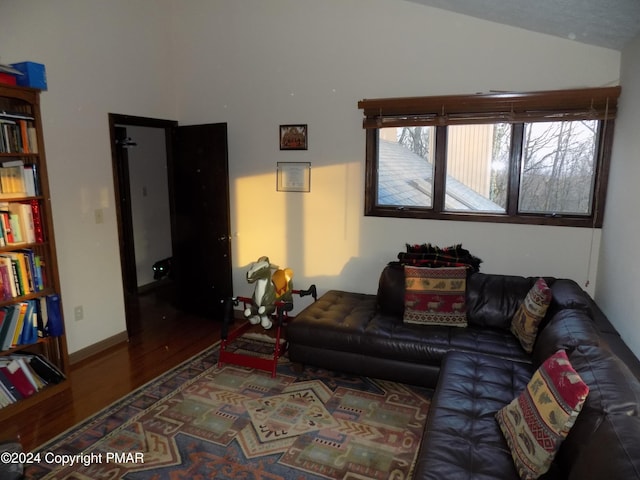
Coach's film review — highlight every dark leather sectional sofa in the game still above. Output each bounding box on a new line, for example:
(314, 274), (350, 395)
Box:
(287, 264), (640, 479)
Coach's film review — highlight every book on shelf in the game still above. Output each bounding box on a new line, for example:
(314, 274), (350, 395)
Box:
(0, 293), (62, 343)
(44, 294), (63, 337)
(0, 200), (41, 246)
(29, 199), (44, 242)
(9, 301), (28, 348)
(0, 256), (17, 298)
(0, 208), (13, 245)
(0, 367), (23, 402)
(9, 202), (35, 243)
(0, 267), (10, 300)
(0, 250), (44, 299)
(10, 355), (44, 391)
(17, 300), (37, 345)
(21, 250), (44, 292)
(0, 161), (39, 199)
(0, 113), (37, 154)
(0, 352), (66, 408)
(0, 358), (35, 398)
(37, 295), (48, 337)
(0, 254), (28, 296)
(0, 355), (51, 407)
(0, 304), (22, 350)
(18, 120), (29, 154)
(23, 164), (38, 196)
(16, 251), (34, 294)
(8, 212), (23, 243)
(0, 165), (25, 196)
(0, 354), (64, 408)
(0, 309), (6, 345)
(0, 297), (50, 351)
(13, 351), (65, 384)
(0, 380), (14, 407)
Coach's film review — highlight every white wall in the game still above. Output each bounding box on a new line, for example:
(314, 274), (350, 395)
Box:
(596, 34), (640, 357)
(171, 0), (619, 301)
(0, 0), (625, 354)
(125, 126), (172, 287)
(0, 0), (176, 354)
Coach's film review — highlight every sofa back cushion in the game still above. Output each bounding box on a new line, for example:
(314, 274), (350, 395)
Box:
(559, 345), (640, 478)
(377, 263), (405, 316)
(378, 270), (597, 336)
(532, 310), (601, 366)
(567, 414), (640, 480)
(466, 273), (540, 330)
(546, 279), (592, 318)
(569, 345), (640, 415)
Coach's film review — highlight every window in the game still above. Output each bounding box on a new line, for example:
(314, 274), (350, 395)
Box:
(359, 87), (619, 227)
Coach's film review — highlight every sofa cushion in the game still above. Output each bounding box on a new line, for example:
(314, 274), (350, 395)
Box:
(532, 310), (600, 367)
(496, 349), (589, 480)
(557, 345), (640, 476)
(377, 263), (405, 316)
(448, 327), (530, 363)
(413, 351), (534, 480)
(288, 290), (531, 373)
(562, 345), (640, 415)
(363, 318), (531, 366)
(567, 414), (640, 480)
(286, 290), (377, 350)
(466, 274), (539, 330)
(403, 265), (467, 327)
(511, 278), (552, 353)
(546, 279), (592, 318)
(599, 332), (640, 379)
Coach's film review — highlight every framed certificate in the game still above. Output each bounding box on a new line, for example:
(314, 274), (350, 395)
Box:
(277, 162), (311, 192)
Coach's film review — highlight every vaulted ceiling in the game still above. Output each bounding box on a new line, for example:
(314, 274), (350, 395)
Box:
(405, 0), (640, 51)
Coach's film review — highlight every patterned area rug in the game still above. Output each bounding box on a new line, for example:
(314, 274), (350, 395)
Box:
(26, 338), (431, 480)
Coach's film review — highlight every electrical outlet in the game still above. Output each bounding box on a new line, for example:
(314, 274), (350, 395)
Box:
(74, 305), (84, 321)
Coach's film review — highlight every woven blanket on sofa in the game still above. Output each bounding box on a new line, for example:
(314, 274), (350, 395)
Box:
(397, 243), (483, 272)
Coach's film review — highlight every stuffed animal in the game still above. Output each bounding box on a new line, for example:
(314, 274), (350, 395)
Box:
(244, 256), (293, 329)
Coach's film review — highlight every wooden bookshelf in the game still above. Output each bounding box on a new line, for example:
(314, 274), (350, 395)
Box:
(0, 83), (70, 421)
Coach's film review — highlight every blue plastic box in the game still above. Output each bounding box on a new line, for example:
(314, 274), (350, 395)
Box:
(10, 62), (47, 90)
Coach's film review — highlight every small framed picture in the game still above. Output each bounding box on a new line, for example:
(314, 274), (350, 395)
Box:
(280, 124), (308, 150)
(277, 162), (311, 192)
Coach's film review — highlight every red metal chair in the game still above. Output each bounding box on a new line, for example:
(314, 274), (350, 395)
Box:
(218, 285), (316, 377)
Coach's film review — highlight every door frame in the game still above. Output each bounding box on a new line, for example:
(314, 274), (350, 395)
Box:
(108, 114), (178, 333)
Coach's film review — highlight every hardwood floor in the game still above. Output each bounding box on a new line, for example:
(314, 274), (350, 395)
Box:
(1, 284), (226, 451)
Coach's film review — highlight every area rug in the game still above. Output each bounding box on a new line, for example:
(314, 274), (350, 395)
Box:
(25, 338), (432, 480)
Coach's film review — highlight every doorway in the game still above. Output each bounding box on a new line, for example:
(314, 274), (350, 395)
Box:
(109, 115), (233, 336)
(109, 114), (178, 335)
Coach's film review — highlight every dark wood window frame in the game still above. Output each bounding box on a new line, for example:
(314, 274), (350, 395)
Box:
(358, 87), (620, 228)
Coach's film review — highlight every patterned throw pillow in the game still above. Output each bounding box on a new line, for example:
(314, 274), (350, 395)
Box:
(495, 349), (589, 480)
(511, 278), (552, 353)
(403, 266), (467, 327)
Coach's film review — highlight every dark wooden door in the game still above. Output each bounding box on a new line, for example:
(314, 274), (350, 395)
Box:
(171, 123), (232, 319)
(113, 125), (138, 297)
